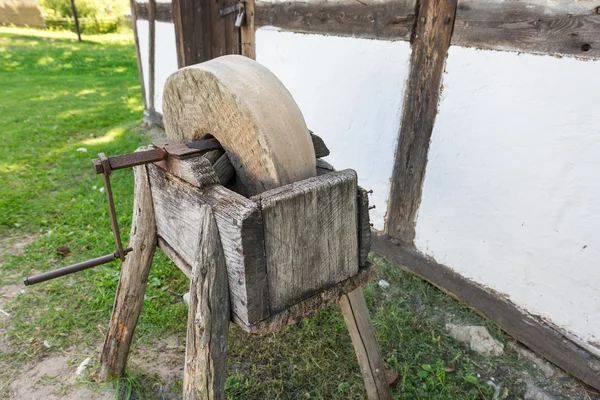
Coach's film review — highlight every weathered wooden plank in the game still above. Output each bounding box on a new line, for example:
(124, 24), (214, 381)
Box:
(129, 0), (147, 109)
(253, 169), (359, 313)
(371, 234), (600, 392)
(154, 155), (220, 188)
(245, 263), (373, 334)
(135, 1), (172, 23)
(148, 0), (156, 111)
(386, 0), (457, 243)
(340, 287), (391, 400)
(241, 0), (256, 59)
(453, 0), (600, 59)
(255, 0), (416, 41)
(148, 163), (269, 326)
(99, 163), (157, 380)
(357, 186), (371, 267)
(183, 206), (229, 400)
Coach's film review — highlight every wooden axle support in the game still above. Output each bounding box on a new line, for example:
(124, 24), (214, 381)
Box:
(98, 147), (392, 399)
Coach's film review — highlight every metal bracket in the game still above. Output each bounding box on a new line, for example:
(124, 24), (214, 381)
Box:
(219, 2), (245, 27)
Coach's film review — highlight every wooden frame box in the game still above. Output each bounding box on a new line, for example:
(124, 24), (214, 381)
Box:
(148, 161), (371, 330)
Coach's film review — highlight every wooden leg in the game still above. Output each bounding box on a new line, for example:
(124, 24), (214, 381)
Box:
(99, 164), (157, 381)
(340, 286), (392, 400)
(184, 205), (229, 400)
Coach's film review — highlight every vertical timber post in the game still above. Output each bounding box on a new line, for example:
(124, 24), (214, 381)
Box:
(70, 0), (81, 42)
(183, 205), (230, 400)
(128, 0), (147, 109)
(99, 162), (157, 380)
(148, 0), (157, 112)
(385, 0), (458, 243)
(340, 287), (392, 400)
(241, 0), (256, 59)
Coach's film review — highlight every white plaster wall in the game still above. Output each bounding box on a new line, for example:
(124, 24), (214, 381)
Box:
(135, 21), (178, 112)
(415, 46), (600, 346)
(154, 22), (178, 112)
(256, 27), (411, 229)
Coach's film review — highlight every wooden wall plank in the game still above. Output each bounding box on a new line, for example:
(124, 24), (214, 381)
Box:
(372, 234), (600, 392)
(385, 0), (457, 243)
(171, 0), (241, 67)
(255, 0), (416, 41)
(453, 0), (600, 59)
(241, 0), (256, 59)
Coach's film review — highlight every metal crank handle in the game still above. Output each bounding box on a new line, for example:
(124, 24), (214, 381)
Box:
(23, 247), (132, 286)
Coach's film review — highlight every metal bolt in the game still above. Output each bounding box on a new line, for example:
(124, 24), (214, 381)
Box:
(366, 190), (373, 195)
(368, 205), (376, 210)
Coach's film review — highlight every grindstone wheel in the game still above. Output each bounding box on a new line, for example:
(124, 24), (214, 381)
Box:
(162, 55), (317, 196)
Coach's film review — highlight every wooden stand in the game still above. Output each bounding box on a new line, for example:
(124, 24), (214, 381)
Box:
(99, 150), (392, 400)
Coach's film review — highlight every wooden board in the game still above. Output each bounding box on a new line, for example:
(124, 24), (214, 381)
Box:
(255, 0), (416, 41)
(171, 0), (240, 68)
(246, 263), (373, 334)
(371, 234), (600, 392)
(148, 164), (269, 326)
(386, 0), (457, 243)
(252, 169), (359, 313)
(184, 205), (229, 400)
(162, 55), (316, 197)
(453, 0), (600, 60)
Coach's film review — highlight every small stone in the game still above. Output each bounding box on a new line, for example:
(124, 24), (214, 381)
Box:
(386, 370), (400, 387)
(446, 324), (504, 356)
(183, 292), (190, 307)
(378, 280), (390, 289)
(76, 148), (88, 153)
(43, 340), (51, 349)
(76, 357), (91, 379)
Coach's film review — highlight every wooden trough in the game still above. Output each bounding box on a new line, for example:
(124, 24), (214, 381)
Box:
(98, 56), (391, 399)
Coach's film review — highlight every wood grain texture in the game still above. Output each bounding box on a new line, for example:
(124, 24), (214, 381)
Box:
(357, 186), (371, 267)
(371, 234), (600, 392)
(148, 163), (269, 326)
(163, 55), (316, 197)
(340, 287), (392, 400)
(99, 162), (157, 380)
(244, 263), (373, 334)
(183, 206), (229, 400)
(252, 169), (359, 313)
(171, 0), (240, 67)
(255, 0), (416, 41)
(129, 0), (147, 109)
(241, 0), (256, 59)
(453, 0), (600, 59)
(135, 1), (172, 22)
(154, 155), (220, 188)
(386, 0), (457, 243)
(148, 0), (156, 111)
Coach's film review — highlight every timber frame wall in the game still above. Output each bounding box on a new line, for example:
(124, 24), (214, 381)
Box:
(130, 0), (600, 391)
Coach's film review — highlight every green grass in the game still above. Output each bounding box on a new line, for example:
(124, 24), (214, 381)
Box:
(0, 27), (586, 400)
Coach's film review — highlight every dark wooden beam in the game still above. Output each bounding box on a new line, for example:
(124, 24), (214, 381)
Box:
(255, 0), (416, 41)
(385, 0), (457, 243)
(453, 0), (600, 60)
(371, 234), (600, 391)
(135, 2), (173, 23)
(241, 0), (256, 59)
(129, 0), (147, 109)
